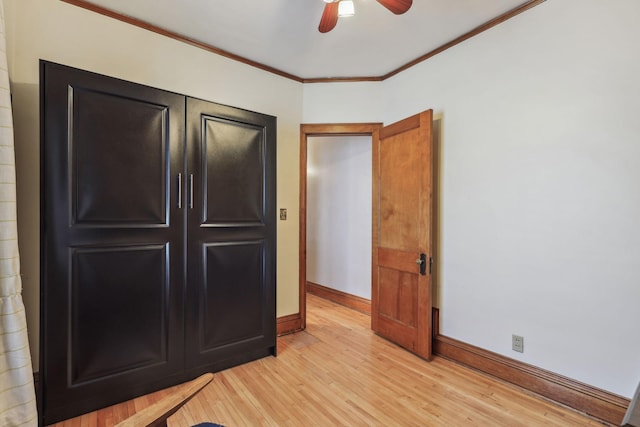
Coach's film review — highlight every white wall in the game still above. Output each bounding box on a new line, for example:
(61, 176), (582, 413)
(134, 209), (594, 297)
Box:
(307, 136), (372, 299)
(4, 0), (303, 370)
(382, 0), (640, 398)
(303, 0), (640, 399)
(303, 81), (383, 123)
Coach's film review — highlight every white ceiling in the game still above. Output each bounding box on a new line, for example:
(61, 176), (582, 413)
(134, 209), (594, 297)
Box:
(82, 0), (534, 80)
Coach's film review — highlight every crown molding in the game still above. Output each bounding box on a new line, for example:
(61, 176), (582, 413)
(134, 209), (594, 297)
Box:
(60, 0), (304, 82)
(60, 0), (546, 83)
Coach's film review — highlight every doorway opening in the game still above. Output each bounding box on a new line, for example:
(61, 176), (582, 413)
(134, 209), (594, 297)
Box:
(299, 123), (381, 329)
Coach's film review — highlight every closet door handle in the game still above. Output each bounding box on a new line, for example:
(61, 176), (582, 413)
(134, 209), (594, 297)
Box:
(177, 173), (182, 209)
(188, 174), (194, 209)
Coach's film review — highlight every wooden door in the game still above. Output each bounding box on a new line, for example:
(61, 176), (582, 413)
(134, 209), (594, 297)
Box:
(184, 98), (277, 373)
(372, 110), (433, 359)
(41, 61), (186, 424)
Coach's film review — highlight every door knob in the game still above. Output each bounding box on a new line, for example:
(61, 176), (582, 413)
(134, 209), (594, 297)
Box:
(418, 253), (427, 275)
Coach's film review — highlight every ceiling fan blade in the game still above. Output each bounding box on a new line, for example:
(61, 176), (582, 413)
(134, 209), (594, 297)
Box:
(376, 0), (412, 15)
(319, 2), (339, 33)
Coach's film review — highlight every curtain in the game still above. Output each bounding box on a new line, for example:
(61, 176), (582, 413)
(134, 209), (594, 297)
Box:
(0, 3), (38, 426)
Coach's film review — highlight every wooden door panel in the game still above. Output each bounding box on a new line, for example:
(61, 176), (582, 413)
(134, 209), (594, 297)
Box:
(379, 130), (422, 251)
(202, 117), (265, 225)
(72, 88), (168, 225)
(375, 317), (417, 353)
(378, 247), (419, 273)
(378, 267), (418, 326)
(372, 110), (433, 360)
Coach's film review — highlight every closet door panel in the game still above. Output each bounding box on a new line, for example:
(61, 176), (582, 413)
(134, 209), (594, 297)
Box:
(185, 98), (276, 371)
(202, 117), (264, 224)
(72, 88), (168, 225)
(41, 61), (185, 425)
(201, 241), (265, 350)
(70, 245), (169, 384)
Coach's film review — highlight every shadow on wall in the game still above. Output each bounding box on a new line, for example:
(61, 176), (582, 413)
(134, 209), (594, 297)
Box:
(432, 116), (442, 310)
(11, 82), (41, 370)
(623, 381), (640, 426)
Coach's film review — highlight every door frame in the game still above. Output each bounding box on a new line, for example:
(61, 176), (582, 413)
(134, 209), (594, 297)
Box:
(299, 123), (382, 328)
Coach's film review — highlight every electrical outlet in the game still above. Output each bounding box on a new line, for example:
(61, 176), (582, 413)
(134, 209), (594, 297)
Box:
(512, 334), (524, 353)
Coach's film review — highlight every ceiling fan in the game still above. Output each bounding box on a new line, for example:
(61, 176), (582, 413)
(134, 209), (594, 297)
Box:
(319, 0), (412, 33)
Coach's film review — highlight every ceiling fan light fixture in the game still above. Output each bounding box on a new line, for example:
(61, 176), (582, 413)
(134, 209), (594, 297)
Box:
(338, 0), (355, 17)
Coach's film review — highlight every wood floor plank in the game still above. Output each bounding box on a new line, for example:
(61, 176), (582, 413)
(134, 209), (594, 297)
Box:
(50, 294), (607, 426)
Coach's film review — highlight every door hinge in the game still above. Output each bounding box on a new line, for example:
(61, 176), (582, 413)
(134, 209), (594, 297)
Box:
(429, 256), (433, 275)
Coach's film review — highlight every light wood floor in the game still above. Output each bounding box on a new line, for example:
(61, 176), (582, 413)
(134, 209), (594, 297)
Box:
(52, 294), (606, 426)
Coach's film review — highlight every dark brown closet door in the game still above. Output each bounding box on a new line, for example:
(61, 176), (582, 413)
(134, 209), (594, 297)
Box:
(40, 62), (186, 425)
(184, 98), (276, 372)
